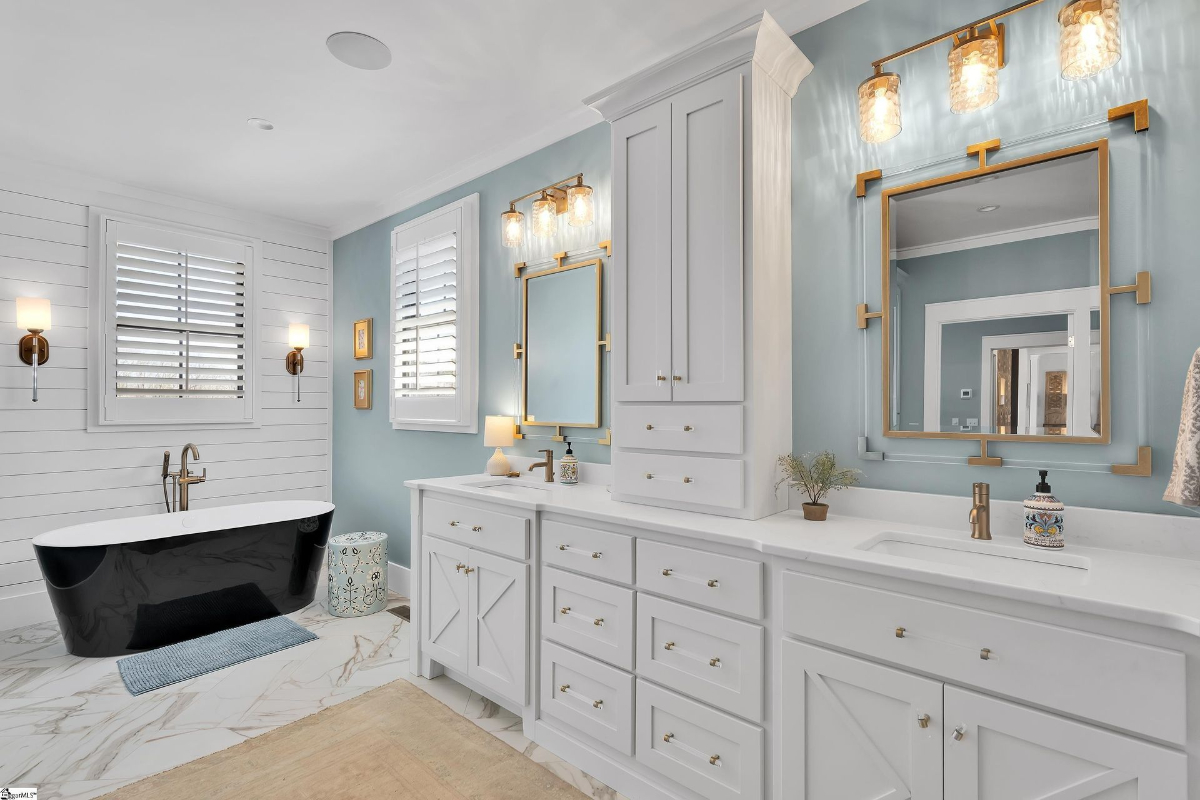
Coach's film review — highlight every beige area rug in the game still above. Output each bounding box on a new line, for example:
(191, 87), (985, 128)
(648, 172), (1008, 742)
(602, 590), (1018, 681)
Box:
(102, 678), (588, 800)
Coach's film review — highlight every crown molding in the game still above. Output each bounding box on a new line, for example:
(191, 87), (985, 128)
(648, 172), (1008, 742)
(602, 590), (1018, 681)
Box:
(892, 216), (1100, 261)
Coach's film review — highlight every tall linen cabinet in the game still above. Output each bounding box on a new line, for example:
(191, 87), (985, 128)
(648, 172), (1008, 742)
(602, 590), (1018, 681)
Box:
(588, 12), (812, 520)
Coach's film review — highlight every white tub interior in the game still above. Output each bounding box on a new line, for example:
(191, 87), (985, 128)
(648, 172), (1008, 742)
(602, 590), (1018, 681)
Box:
(32, 501), (335, 548)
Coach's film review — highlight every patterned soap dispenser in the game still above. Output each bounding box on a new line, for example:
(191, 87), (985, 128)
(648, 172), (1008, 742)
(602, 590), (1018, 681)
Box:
(1023, 469), (1065, 549)
(559, 440), (579, 485)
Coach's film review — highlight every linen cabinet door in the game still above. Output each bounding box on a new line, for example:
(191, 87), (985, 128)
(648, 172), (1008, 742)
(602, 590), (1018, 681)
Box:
(669, 69), (743, 403)
(421, 535), (469, 673)
(781, 640), (943, 800)
(467, 548), (529, 705)
(943, 686), (1186, 799)
(612, 100), (673, 402)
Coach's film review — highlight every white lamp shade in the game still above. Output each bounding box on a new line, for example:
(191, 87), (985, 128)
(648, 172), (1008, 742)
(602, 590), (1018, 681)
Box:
(484, 415), (515, 447)
(16, 297), (51, 332)
(288, 323), (310, 349)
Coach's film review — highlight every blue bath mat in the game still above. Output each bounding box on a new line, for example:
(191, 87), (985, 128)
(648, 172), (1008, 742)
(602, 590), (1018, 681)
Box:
(117, 615), (317, 695)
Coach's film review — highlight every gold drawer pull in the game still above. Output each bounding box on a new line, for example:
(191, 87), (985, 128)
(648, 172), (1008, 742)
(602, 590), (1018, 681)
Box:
(559, 684), (604, 709)
(662, 568), (672, 576)
(682, 476), (692, 484)
(558, 544), (568, 550)
(646, 423), (654, 430)
(707, 579), (719, 588)
(672, 375), (682, 382)
(896, 627), (906, 638)
(664, 641), (675, 650)
(663, 732), (674, 743)
(645, 472), (654, 479)
(463, 567), (474, 575)
(656, 374), (667, 382)
(557, 544), (603, 559)
(917, 713), (930, 729)
(593, 617), (604, 627)
(593, 699), (604, 708)
(559, 684), (569, 693)
(709, 657), (721, 667)
(449, 520), (459, 527)
(683, 425), (693, 432)
(560, 606), (570, 615)
(455, 563), (466, 572)
(709, 755), (721, 766)
(471, 525), (482, 532)
(953, 726), (966, 741)
(592, 551), (601, 559)
(980, 648), (992, 660)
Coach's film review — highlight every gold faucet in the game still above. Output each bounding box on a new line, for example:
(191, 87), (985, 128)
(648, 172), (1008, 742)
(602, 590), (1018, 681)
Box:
(969, 482), (991, 540)
(529, 449), (554, 483)
(172, 443), (207, 512)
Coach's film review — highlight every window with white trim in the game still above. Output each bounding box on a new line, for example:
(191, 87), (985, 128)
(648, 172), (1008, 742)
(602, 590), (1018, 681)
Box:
(91, 215), (257, 427)
(390, 194), (478, 433)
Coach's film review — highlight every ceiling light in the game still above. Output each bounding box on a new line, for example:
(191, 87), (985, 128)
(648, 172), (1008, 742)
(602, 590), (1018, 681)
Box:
(858, 72), (902, 144)
(1059, 0), (1121, 79)
(326, 32), (392, 70)
(501, 204), (524, 248)
(247, 118), (274, 131)
(949, 28), (1001, 114)
(978, 205), (1001, 212)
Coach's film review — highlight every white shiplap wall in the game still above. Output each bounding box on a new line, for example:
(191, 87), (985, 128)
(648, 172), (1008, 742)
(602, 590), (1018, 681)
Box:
(0, 163), (331, 627)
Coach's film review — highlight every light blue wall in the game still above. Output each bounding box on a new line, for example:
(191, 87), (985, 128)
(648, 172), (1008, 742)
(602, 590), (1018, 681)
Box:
(332, 124), (611, 563)
(791, 0), (1200, 514)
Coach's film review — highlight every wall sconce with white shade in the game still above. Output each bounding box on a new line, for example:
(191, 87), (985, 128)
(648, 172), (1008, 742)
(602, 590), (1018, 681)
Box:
(285, 323), (308, 402)
(16, 297), (51, 403)
(502, 173), (594, 248)
(856, 0), (1123, 143)
(484, 414), (516, 475)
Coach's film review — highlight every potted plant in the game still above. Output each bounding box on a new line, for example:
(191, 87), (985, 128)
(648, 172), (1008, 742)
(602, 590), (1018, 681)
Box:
(776, 451), (861, 521)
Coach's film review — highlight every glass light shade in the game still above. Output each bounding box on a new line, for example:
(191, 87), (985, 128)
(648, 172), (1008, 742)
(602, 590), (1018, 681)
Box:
(484, 414), (515, 447)
(1059, 0), (1121, 80)
(858, 73), (902, 144)
(566, 183), (594, 227)
(288, 323), (310, 349)
(948, 33), (1000, 114)
(16, 297), (51, 332)
(501, 207), (524, 248)
(531, 193), (558, 239)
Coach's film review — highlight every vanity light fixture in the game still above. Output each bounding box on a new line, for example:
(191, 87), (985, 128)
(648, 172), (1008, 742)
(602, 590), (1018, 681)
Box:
(857, 0), (1123, 142)
(502, 173), (591, 247)
(15, 297), (50, 403)
(286, 323), (308, 403)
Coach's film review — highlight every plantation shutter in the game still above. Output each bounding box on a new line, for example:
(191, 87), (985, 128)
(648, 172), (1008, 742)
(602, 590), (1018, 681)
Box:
(394, 231), (458, 399)
(100, 219), (256, 425)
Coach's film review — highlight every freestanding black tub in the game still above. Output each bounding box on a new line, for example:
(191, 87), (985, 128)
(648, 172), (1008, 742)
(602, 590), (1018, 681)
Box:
(33, 501), (334, 657)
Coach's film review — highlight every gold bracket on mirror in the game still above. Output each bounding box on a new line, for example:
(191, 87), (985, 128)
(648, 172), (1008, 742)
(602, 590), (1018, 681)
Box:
(1112, 446), (1152, 477)
(1108, 99), (1150, 133)
(1109, 271), (1151, 304)
(598, 428), (611, 446)
(856, 303), (883, 329)
(513, 343), (524, 359)
(967, 138), (1002, 169)
(599, 240), (612, 257)
(513, 260), (526, 278)
(553, 251), (568, 268)
(513, 421), (524, 440)
(550, 425), (566, 443)
(515, 243), (608, 278)
(967, 439), (1003, 468)
(598, 333), (611, 352)
(855, 169), (883, 198)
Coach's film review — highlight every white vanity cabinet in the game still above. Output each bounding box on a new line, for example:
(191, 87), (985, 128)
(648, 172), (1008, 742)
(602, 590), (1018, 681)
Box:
(595, 12), (809, 520)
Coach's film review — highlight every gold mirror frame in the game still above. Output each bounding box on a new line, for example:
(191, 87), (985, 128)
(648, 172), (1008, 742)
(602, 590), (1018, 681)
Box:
(520, 257), (604, 430)
(880, 138), (1111, 447)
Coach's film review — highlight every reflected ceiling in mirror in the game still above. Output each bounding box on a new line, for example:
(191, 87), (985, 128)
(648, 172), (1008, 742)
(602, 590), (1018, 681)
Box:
(881, 141), (1110, 444)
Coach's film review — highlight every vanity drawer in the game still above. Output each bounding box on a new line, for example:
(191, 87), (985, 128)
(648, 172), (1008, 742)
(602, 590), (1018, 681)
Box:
(615, 404), (743, 454)
(636, 539), (763, 620)
(615, 452), (743, 511)
(542, 566), (635, 670)
(637, 594), (764, 721)
(541, 641), (635, 756)
(540, 518), (634, 584)
(422, 496), (528, 560)
(635, 679), (764, 800)
(781, 571), (1187, 746)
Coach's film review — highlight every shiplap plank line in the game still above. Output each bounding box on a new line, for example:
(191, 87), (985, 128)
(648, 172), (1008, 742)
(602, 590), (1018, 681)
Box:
(260, 273), (328, 301)
(0, 423), (328, 455)
(0, 257), (87, 288)
(263, 241), (328, 267)
(261, 259), (328, 286)
(260, 292), (327, 316)
(0, 211), (88, 246)
(0, 189), (88, 226)
(0, 406), (329, 432)
(0, 277), (88, 307)
(0, 232), (87, 266)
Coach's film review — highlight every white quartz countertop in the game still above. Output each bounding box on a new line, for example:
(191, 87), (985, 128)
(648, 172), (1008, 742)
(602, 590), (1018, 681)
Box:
(405, 474), (1200, 639)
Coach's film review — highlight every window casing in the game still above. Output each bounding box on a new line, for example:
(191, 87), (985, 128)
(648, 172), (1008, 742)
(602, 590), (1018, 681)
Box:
(389, 194), (479, 433)
(91, 214), (257, 428)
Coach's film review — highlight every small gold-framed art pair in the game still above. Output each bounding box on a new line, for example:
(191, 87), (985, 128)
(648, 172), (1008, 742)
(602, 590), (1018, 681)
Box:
(353, 318), (373, 360)
(353, 369), (372, 410)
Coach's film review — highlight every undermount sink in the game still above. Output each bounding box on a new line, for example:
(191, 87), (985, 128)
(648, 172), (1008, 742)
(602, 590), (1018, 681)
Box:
(857, 531), (1091, 584)
(465, 480), (553, 498)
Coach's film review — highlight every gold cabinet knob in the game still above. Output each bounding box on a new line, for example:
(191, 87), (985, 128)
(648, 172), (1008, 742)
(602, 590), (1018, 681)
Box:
(646, 424), (654, 430)
(463, 567), (475, 575)
(656, 375), (667, 382)
(896, 627), (906, 638)
(663, 641), (675, 650)
(559, 684), (569, 693)
(591, 551), (602, 559)
(662, 568), (673, 576)
(455, 563), (466, 572)
(707, 579), (719, 588)
(917, 713), (930, 729)
(682, 425), (693, 432)
(645, 472), (654, 479)
(952, 726), (966, 741)
(663, 732), (674, 743)
(672, 375), (682, 382)
(449, 520), (459, 527)
(559, 606), (570, 615)
(592, 699), (603, 709)
(472, 525), (483, 532)
(593, 617), (604, 626)
(980, 648), (992, 660)
(709, 755), (720, 766)
(709, 657), (721, 667)
(682, 476), (692, 483)
(558, 544), (568, 550)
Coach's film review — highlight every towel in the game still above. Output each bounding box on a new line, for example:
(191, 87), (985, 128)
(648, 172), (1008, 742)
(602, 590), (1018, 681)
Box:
(1164, 348), (1200, 506)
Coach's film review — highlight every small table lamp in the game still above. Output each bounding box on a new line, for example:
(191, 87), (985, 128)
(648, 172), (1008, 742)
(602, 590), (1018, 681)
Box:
(484, 415), (516, 476)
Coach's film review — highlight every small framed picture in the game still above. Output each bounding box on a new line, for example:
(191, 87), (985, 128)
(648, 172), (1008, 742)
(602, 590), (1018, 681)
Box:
(353, 318), (373, 360)
(353, 369), (372, 410)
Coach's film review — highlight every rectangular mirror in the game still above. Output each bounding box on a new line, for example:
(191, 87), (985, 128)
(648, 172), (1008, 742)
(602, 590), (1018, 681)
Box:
(883, 141), (1109, 443)
(522, 258), (602, 429)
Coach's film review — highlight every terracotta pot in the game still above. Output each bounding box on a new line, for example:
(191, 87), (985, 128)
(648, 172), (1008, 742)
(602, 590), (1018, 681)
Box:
(802, 502), (829, 521)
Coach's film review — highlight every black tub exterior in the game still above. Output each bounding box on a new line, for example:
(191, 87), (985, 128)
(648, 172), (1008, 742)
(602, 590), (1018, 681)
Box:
(34, 510), (333, 657)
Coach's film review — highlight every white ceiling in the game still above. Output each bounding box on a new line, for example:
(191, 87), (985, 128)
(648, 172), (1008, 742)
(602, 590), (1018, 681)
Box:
(0, 1), (865, 237)
(892, 152), (1101, 254)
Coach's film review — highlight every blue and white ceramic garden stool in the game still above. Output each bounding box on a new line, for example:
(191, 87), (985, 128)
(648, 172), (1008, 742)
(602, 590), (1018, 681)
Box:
(327, 531), (388, 617)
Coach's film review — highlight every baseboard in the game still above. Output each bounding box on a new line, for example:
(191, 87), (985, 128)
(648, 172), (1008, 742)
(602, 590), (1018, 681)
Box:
(0, 586), (55, 629)
(388, 561), (411, 598)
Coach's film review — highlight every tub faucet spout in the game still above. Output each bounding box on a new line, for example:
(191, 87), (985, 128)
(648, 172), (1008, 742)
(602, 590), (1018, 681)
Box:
(174, 443), (207, 512)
